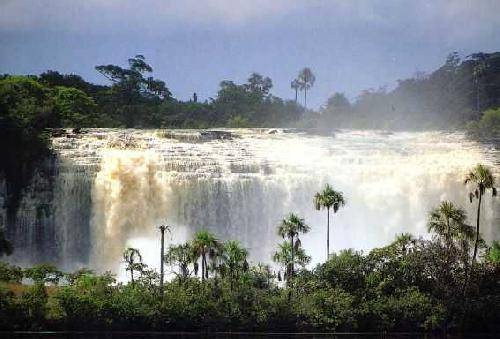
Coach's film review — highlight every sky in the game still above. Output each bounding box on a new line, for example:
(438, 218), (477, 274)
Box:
(1, 0), (500, 108)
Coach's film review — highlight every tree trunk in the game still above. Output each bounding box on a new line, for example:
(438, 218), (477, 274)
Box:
(472, 191), (482, 264)
(304, 88), (307, 108)
(204, 256), (209, 280)
(475, 78), (480, 112)
(295, 88), (298, 102)
(130, 269), (134, 284)
(160, 226), (165, 296)
(327, 207), (330, 260)
(291, 235), (295, 279)
(201, 252), (206, 281)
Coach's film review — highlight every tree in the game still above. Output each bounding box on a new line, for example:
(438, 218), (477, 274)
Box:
(192, 230), (221, 281)
(464, 164), (497, 264)
(165, 243), (197, 282)
(219, 240), (249, 290)
(276, 213), (310, 279)
(323, 93), (351, 126)
(273, 241), (310, 283)
(469, 53), (489, 112)
(53, 86), (98, 127)
(95, 55), (171, 126)
(298, 67), (316, 108)
(291, 79), (300, 103)
(123, 247), (143, 283)
(487, 241), (500, 264)
(314, 184), (346, 259)
(158, 224), (172, 296)
(0, 227), (13, 257)
(24, 264), (64, 285)
(245, 72), (273, 96)
(427, 201), (473, 247)
(0, 76), (53, 225)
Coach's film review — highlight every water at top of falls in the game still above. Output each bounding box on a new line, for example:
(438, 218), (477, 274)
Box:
(47, 128), (499, 279)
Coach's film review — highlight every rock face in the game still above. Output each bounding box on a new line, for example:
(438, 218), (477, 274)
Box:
(2, 128), (499, 273)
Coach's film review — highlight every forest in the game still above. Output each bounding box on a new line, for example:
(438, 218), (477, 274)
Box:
(0, 165), (498, 334)
(321, 52), (500, 134)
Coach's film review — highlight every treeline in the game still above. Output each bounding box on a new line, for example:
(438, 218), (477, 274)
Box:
(320, 52), (500, 134)
(0, 165), (498, 333)
(0, 55), (304, 130)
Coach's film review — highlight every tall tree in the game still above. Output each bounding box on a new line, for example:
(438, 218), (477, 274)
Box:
(464, 164), (497, 264)
(245, 72), (273, 96)
(290, 79), (300, 103)
(95, 55), (171, 126)
(297, 67), (316, 108)
(192, 230), (221, 281)
(276, 213), (310, 279)
(314, 184), (346, 259)
(219, 240), (249, 290)
(427, 201), (473, 246)
(123, 247), (143, 283)
(164, 242), (197, 283)
(470, 53), (489, 112)
(158, 224), (172, 295)
(272, 241), (310, 283)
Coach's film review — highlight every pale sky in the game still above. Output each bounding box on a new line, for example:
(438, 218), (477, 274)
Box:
(1, 0), (500, 108)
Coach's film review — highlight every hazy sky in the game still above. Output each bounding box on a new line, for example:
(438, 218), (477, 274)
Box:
(1, 0), (500, 108)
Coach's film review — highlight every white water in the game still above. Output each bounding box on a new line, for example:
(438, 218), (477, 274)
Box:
(5, 129), (499, 276)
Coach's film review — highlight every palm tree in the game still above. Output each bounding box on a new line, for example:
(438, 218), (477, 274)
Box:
(428, 201), (473, 245)
(392, 232), (417, 255)
(290, 79), (300, 103)
(272, 241), (311, 282)
(164, 242), (197, 282)
(464, 164), (497, 264)
(314, 184), (346, 259)
(219, 240), (249, 290)
(297, 67), (316, 108)
(123, 247), (142, 283)
(192, 230), (221, 281)
(277, 213), (310, 278)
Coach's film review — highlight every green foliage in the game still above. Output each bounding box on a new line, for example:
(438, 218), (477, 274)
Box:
(0, 76), (53, 218)
(164, 243), (197, 281)
(0, 225), (498, 332)
(296, 287), (357, 331)
(24, 264), (64, 285)
(123, 247), (143, 283)
(324, 52), (500, 130)
(21, 283), (48, 329)
(487, 241), (500, 263)
(53, 86), (97, 127)
(0, 262), (23, 283)
(274, 213), (311, 281)
(467, 108), (500, 138)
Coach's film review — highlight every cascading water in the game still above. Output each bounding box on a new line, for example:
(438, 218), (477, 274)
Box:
(2, 128), (499, 276)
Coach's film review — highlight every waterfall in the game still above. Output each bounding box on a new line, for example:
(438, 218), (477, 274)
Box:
(2, 128), (499, 274)
(90, 149), (168, 271)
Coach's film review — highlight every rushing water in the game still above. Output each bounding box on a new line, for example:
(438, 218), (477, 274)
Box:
(2, 128), (499, 276)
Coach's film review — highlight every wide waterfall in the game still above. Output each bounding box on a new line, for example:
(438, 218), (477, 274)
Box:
(2, 128), (499, 275)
